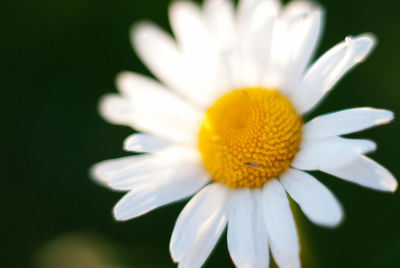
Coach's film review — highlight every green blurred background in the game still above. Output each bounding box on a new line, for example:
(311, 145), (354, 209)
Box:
(3, 0), (400, 267)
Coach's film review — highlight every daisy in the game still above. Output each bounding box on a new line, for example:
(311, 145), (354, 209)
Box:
(92, 0), (397, 267)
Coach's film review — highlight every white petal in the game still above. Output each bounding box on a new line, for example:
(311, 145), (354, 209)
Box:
(290, 34), (376, 114)
(170, 1), (211, 55)
(113, 168), (209, 221)
(99, 94), (135, 126)
(170, 183), (230, 267)
(236, 0), (280, 32)
(265, 1), (323, 92)
(123, 133), (172, 153)
(90, 155), (149, 186)
(227, 188), (269, 268)
(237, 0), (280, 87)
(262, 179), (300, 268)
(203, 0), (236, 51)
(236, 0), (260, 86)
(109, 147), (202, 191)
(291, 137), (376, 170)
(303, 108), (394, 139)
(116, 72), (201, 118)
(280, 169), (344, 228)
(251, 0), (281, 87)
(104, 72), (203, 145)
(237, 0), (262, 22)
(117, 71), (202, 118)
(108, 155), (162, 190)
(131, 22), (188, 101)
(322, 155), (398, 192)
(169, 1), (225, 107)
(99, 94), (194, 146)
(109, 158), (207, 192)
(202, 0), (238, 90)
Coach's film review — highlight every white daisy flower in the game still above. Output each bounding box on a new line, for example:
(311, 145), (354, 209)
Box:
(92, 0), (397, 267)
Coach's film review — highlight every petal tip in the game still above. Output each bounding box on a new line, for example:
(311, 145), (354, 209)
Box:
(98, 94), (115, 120)
(115, 71), (134, 94)
(362, 139), (377, 154)
(112, 204), (131, 222)
(359, 32), (378, 45)
(386, 178), (398, 193)
(89, 163), (107, 186)
(346, 33), (377, 63)
(116, 70), (132, 84)
(169, 0), (198, 17)
(378, 110), (395, 125)
(130, 21), (158, 47)
(98, 94), (132, 126)
(131, 21), (152, 36)
(322, 210), (346, 229)
(123, 134), (138, 152)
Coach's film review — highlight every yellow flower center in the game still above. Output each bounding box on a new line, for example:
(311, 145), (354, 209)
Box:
(198, 88), (302, 188)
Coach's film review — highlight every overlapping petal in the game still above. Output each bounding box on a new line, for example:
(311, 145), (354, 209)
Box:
(113, 170), (209, 220)
(290, 34), (376, 114)
(236, 0), (281, 87)
(265, 0), (323, 92)
(322, 155), (397, 192)
(227, 188), (270, 268)
(292, 137), (376, 170)
(170, 183), (230, 267)
(262, 179), (300, 268)
(303, 108), (394, 139)
(101, 72), (203, 145)
(281, 168), (344, 227)
(123, 133), (172, 153)
(91, 154), (151, 186)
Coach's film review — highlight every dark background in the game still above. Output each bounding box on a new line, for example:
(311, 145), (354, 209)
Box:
(3, 0), (400, 267)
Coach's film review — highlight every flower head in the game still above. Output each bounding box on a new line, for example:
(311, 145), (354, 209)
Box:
(92, 0), (397, 267)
